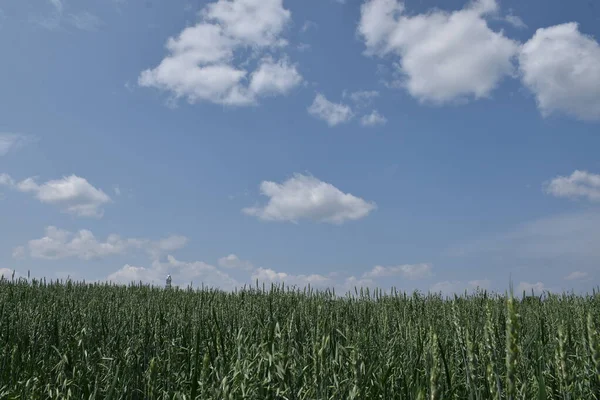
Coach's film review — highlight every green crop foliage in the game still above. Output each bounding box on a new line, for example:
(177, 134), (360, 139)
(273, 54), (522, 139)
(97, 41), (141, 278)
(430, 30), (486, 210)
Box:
(1, 275), (599, 399)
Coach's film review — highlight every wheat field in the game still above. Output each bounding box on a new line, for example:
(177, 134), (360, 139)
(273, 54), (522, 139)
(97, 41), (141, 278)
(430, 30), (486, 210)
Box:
(1, 276), (599, 399)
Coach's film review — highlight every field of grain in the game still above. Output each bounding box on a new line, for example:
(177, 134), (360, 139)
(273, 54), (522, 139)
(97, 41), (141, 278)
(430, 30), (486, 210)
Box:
(1, 276), (599, 399)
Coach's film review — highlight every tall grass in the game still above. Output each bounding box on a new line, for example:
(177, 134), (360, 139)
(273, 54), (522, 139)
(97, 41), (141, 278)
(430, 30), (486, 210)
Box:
(1, 276), (599, 399)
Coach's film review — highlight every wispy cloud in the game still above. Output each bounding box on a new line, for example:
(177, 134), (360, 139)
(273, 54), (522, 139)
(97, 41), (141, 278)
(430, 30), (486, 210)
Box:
(0, 133), (36, 156)
(68, 11), (103, 31)
(32, 0), (102, 31)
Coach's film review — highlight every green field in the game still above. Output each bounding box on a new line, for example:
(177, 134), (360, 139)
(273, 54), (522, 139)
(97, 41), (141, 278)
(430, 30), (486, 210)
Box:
(1, 277), (599, 399)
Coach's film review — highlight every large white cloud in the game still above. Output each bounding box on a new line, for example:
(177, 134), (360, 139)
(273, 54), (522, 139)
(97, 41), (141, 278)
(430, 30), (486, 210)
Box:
(519, 23), (600, 120)
(138, 0), (302, 106)
(358, 0), (519, 103)
(243, 173), (376, 224)
(1, 174), (111, 218)
(307, 94), (354, 126)
(18, 226), (187, 261)
(545, 170), (600, 202)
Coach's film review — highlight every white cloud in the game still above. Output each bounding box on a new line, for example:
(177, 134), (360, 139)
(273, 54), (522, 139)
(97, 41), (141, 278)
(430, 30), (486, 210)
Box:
(218, 254), (254, 270)
(248, 57), (302, 97)
(252, 267), (331, 288)
(108, 264), (155, 284)
(300, 20), (317, 33)
(519, 23), (600, 120)
(68, 11), (102, 31)
(138, 0), (302, 106)
(358, 0), (519, 103)
(0, 133), (35, 156)
(565, 271), (588, 281)
(430, 279), (490, 294)
(243, 173), (376, 224)
(4, 174), (112, 218)
(296, 43), (311, 52)
(346, 90), (380, 107)
(34, 1), (102, 32)
(147, 236), (189, 259)
(19, 226), (187, 261)
(0, 173), (14, 186)
(505, 13), (526, 29)
(363, 263), (432, 280)
(307, 94), (353, 126)
(517, 281), (546, 294)
(361, 110), (387, 126)
(50, 0), (63, 13)
(0, 268), (20, 281)
(545, 170), (600, 202)
(24, 226), (143, 260)
(108, 255), (239, 290)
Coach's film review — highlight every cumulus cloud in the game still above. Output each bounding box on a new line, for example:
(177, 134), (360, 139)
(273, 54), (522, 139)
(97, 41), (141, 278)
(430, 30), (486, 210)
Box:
(18, 226), (187, 260)
(519, 23), (600, 120)
(250, 267), (384, 295)
(363, 263), (433, 280)
(307, 94), (353, 126)
(360, 110), (387, 126)
(0, 134), (36, 156)
(109, 255), (240, 290)
(1, 174), (111, 218)
(358, 0), (519, 103)
(545, 170), (600, 202)
(103, 250), (438, 294)
(243, 173), (376, 224)
(248, 57), (302, 96)
(138, 0), (302, 106)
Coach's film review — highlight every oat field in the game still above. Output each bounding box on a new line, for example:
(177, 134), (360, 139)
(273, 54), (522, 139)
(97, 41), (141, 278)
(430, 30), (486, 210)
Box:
(1, 276), (599, 399)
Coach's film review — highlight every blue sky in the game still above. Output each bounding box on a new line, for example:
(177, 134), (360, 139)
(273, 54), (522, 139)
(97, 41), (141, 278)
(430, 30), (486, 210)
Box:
(1, 0), (600, 295)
